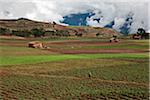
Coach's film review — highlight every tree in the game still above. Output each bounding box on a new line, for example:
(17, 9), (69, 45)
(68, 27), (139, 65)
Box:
(0, 27), (11, 35)
(31, 28), (45, 37)
(137, 28), (145, 35)
(96, 33), (100, 37)
(52, 21), (56, 28)
(12, 30), (31, 37)
(75, 33), (82, 37)
(137, 28), (149, 39)
(44, 30), (55, 37)
(54, 30), (70, 37)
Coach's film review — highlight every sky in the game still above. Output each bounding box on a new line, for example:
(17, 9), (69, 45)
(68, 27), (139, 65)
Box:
(0, 0), (149, 34)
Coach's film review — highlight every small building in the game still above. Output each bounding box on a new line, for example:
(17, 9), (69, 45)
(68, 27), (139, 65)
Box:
(132, 34), (141, 39)
(132, 28), (150, 39)
(28, 41), (44, 49)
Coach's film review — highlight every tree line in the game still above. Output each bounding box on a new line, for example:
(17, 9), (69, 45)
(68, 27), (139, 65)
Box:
(0, 27), (74, 37)
(0, 27), (85, 37)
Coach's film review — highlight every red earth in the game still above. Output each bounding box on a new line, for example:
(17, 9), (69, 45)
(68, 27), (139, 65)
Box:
(47, 49), (147, 54)
(0, 39), (148, 54)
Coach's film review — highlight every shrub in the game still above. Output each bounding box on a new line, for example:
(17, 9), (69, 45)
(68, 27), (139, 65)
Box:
(0, 27), (11, 35)
(55, 30), (70, 37)
(96, 33), (100, 37)
(75, 33), (82, 37)
(12, 30), (31, 37)
(31, 28), (45, 37)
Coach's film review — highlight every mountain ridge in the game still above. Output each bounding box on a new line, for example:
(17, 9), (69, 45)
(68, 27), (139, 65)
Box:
(0, 18), (121, 37)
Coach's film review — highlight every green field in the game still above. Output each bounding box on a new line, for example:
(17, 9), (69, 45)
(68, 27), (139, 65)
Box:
(0, 38), (149, 99)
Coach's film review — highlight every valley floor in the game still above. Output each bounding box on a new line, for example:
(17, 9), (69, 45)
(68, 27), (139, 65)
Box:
(0, 37), (149, 99)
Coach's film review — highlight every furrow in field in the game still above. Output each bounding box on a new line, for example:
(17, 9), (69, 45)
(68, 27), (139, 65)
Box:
(13, 73), (148, 87)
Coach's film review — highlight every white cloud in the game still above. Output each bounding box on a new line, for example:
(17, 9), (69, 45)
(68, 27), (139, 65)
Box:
(112, 18), (126, 31)
(86, 17), (103, 27)
(0, 0), (149, 33)
(86, 2), (149, 33)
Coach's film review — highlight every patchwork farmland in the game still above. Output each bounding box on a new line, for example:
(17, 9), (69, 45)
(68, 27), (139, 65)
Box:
(0, 37), (149, 99)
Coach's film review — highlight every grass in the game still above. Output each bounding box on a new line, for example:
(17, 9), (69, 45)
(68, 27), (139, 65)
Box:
(0, 46), (56, 56)
(0, 38), (149, 99)
(47, 39), (149, 50)
(57, 44), (148, 50)
(4, 58), (148, 83)
(47, 59), (149, 83)
(0, 36), (117, 42)
(1, 74), (148, 99)
(126, 39), (149, 43)
(0, 53), (148, 66)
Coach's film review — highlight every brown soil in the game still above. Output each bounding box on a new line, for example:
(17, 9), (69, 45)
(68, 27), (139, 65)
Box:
(0, 40), (27, 47)
(45, 40), (148, 54)
(0, 69), (13, 76)
(47, 48), (147, 54)
(46, 40), (119, 46)
(0, 70), (147, 87)
(2, 72), (147, 87)
(0, 39), (148, 54)
(0, 36), (25, 40)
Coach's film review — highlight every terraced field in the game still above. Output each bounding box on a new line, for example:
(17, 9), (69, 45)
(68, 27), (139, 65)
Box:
(0, 37), (149, 99)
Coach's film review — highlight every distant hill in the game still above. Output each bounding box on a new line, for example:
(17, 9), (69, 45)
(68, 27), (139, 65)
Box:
(0, 18), (121, 37)
(0, 18), (54, 31)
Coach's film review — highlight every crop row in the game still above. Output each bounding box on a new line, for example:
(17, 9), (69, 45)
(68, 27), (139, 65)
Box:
(0, 74), (149, 99)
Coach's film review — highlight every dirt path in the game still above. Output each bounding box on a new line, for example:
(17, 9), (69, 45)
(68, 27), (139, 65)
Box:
(11, 73), (148, 87)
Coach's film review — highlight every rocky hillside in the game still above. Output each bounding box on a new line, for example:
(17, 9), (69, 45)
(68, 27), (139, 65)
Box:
(0, 18), (121, 37)
(0, 18), (53, 31)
